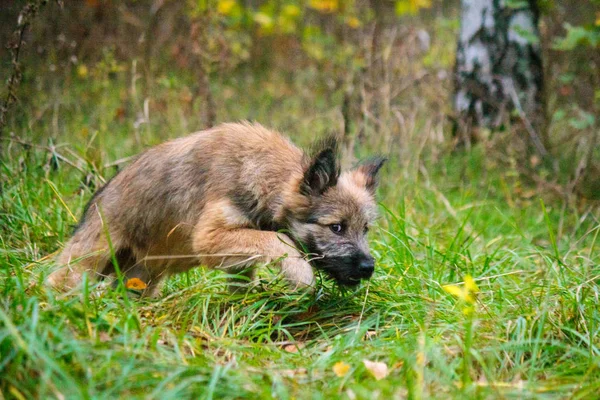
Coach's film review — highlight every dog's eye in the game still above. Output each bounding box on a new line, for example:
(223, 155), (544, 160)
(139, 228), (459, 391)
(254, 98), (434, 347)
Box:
(329, 224), (344, 235)
(364, 225), (369, 234)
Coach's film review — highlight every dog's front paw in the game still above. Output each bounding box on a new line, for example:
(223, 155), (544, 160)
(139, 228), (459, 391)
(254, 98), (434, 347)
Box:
(46, 267), (82, 291)
(281, 256), (315, 290)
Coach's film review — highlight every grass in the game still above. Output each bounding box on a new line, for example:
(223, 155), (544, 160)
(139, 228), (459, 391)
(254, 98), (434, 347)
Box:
(1, 61), (600, 399)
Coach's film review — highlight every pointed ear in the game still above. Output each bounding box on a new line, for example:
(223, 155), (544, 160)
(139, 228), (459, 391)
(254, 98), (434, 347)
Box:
(355, 157), (386, 193)
(300, 138), (340, 196)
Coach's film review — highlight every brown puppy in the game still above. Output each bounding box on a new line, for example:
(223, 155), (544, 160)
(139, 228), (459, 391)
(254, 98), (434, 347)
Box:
(47, 122), (385, 296)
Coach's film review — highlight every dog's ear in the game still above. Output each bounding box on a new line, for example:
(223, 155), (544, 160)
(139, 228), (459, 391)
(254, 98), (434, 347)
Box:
(301, 137), (340, 196)
(355, 157), (386, 193)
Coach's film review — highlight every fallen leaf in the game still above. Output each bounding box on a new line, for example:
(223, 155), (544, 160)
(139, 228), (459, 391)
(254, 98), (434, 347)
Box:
(283, 343), (304, 353)
(530, 155), (540, 167)
(126, 278), (147, 290)
(333, 361), (351, 377)
(346, 16), (361, 28)
(364, 330), (377, 340)
(296, 305), (320, 320)
(77, 64), (88, 78)
(309, 0), (338, 13)
(363, 359), (389, 380)
(217, 0), (236, 15)
(392, 361), (404, 369)
(98, 331), (110, 342)
(281, 368), (308, 378)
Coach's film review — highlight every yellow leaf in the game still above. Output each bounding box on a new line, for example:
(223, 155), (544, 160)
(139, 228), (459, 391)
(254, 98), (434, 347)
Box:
(217, 0), (236, 16)
(126, 278), (147, 290)
(9, 386), (27, 400)
(282, 4), (301, 18)
(333, 361), (351, 377)
(77, 65), (88, 78)
(346, 16), (361, 29)
(363, 359), (389, 380)
(395, 0), (431, 16)
(309, 0), (338, 13)
(303, 42), (325, 61)
(415, 0), (432, 8)
(253, 12), (274, 27)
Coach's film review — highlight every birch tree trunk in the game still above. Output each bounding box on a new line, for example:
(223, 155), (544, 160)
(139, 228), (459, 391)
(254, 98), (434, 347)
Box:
(454, 0), (546, 154)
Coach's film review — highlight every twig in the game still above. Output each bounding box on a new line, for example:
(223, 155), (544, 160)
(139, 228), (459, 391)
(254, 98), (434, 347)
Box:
(104, 156), (136, 169)
(0, 0), (62, 198)
(570, 127), (599, 195)
(0, 0), (61, 140)
(0, 9), (29, 135)
(1, 136), (87, 174)
(506, 79), (548, 158)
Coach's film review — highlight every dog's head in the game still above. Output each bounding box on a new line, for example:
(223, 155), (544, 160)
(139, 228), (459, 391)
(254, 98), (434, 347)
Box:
(287, 137), (386, 286)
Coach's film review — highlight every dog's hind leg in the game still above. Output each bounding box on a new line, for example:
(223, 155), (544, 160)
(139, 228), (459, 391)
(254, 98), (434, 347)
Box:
(47, 213), (124, 291)
(119, 255), (167, 298)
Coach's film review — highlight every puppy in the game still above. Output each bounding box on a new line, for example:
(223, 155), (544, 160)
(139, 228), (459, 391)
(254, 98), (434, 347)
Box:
(47, 122), (385, 295)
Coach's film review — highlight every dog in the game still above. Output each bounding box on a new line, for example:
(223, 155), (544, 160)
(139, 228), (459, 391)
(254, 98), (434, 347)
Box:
(47, 122), (386, 296)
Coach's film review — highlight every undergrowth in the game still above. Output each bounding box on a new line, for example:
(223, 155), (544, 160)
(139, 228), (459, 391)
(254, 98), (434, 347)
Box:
(1, 66), (599, 399)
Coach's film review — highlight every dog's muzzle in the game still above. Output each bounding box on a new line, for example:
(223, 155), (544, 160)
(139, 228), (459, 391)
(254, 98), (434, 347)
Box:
(357, 255), (375, 279)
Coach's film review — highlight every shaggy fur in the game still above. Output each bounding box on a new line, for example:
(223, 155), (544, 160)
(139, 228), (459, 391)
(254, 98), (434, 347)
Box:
(47, 122), (385, 295)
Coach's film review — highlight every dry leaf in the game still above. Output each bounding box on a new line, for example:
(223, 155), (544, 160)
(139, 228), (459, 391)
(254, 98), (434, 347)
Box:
(98, 331), (110, 343)
(126, 278), (147, 290)
(392, 361), (405, 370)
(364, 330), (377, 340)
(283, 343), (304, 353)
(333, 361), (351, 377)
(296, 305), (320, 320)
(363, 359), (389, 380)
(530, 155), (540, 167)
(281, 368), (308, 378)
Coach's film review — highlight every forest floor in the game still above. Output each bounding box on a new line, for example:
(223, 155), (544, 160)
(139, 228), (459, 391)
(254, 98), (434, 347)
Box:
(1, 65), (599, 399)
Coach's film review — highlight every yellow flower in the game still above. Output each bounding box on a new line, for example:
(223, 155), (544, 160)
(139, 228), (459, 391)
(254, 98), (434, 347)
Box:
(464, 275), (479, 294)
(443, 275), (479, 304)
(333, 361), (351, 377)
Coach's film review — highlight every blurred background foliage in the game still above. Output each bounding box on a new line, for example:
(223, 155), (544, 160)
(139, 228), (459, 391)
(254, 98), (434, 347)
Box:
(0, 0), (598, 197)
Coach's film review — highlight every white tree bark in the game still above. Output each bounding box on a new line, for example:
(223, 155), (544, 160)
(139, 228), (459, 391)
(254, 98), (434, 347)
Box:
(454, 0), (545, 151)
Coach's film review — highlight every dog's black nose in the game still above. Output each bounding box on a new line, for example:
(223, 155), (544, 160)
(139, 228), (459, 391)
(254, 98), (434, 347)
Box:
(358, 256), (375, 278)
